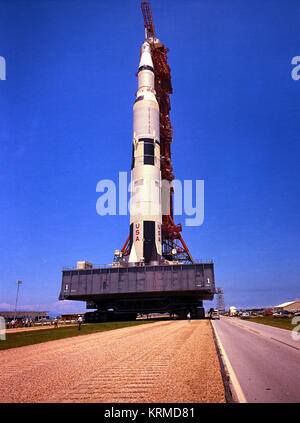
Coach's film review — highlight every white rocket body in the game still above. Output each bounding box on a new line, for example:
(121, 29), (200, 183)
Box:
(128, 41), (162, 265)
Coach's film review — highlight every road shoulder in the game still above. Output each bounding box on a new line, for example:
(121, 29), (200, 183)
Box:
(211, 320), (247, 403)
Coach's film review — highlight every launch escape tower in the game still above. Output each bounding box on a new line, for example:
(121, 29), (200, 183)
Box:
(59, 1), (215, 321)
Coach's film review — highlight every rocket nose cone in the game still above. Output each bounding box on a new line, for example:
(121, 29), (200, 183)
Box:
(139, 41), (153, 69)
(141, 40), (151, 52)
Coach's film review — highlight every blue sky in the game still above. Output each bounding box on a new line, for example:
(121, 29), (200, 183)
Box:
(0, 0), (299, 314)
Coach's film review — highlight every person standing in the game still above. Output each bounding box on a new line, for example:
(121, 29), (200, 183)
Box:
(78, 316), (83, 331)
(187, 312), (191, 323)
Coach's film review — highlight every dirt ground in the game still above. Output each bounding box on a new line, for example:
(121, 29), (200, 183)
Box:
(0, 320), (226, 403)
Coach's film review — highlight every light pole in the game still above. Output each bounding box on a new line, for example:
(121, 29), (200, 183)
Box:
(14, 280), (22, 321)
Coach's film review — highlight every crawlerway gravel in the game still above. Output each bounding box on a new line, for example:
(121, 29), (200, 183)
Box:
(0, 320), (226, 403)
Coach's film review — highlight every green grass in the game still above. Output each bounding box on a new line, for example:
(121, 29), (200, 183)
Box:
(243, 315), (297, 331)
(0, 320), (155, 351)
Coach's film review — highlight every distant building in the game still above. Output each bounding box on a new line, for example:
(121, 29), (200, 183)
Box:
(0, 311), (48, 321)
(216, 287), (225, 313)
(273, 301), (300, 313)
(61, 313), (85, 321)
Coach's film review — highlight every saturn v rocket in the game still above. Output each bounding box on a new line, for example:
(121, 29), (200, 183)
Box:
(128, 40), (162, 265)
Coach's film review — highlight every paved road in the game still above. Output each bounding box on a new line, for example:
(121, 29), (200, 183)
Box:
(212, 317), (300, 403)
(0, 320), (225, 403)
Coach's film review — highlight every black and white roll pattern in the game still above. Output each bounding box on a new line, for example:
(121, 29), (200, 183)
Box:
(129, 41), (162, 264)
